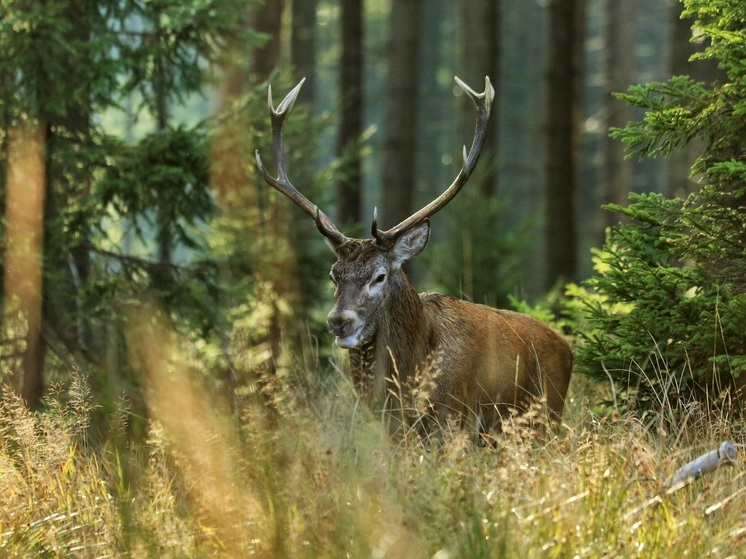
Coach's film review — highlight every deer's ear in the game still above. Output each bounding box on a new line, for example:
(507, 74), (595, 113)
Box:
(389, 221), (430, 270)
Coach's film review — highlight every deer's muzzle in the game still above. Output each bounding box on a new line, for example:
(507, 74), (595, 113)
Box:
(327, 310), (364, 349)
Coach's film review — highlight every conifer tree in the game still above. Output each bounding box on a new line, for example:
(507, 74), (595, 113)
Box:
(0, 0), (260, 407)
(577, 0), (746, 411)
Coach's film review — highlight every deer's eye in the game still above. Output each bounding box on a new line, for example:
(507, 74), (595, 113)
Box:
(371, 273), (386, 285)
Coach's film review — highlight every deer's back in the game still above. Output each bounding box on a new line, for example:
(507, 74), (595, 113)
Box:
(420, 293), (573, 427)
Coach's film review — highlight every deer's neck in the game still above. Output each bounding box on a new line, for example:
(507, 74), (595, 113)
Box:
(376, 275), (434, 381)
(348, 275), (434, 406)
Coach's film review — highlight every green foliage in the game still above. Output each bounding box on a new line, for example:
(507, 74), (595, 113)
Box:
(682, 1), (746, 86)
(611, 76), (718, 160)
(426, 188), (529, 307)
(98, 125), (211, 249)
(577, 0), (746, 411)
(0, 0), (123, 119)
(117, 0), (257, 120)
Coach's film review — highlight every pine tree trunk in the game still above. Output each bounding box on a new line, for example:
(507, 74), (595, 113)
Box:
(250, 0), (302, 390)
(337, 0), (364, 227)
(380, 0), (423, 230)
(461, 0), (500, 197)
(600, 0), (636, 235)
(544, 0), (585, 289)
(3, 121), (47, 408)
(253, 0), (285, 81)
(291, 0), (317, 103)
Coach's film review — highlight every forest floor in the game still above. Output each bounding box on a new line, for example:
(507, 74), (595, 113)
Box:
(0, 365), (744, 558)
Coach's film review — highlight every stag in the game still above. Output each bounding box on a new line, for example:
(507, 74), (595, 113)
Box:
(255, 76), (573, 440)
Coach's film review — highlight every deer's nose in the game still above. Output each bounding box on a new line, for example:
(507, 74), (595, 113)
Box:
(327, 313), (354, 338)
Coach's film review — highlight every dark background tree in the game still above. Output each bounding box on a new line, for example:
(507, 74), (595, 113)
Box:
(599, 0), (635, 236)
(380, 0), (423, 231)
(291, 0), (317, 101)
(460, 0), (500, 198)
(253, 0), (284, 81)
(336, 0), (364, 228)
(544, 0), (585, 290)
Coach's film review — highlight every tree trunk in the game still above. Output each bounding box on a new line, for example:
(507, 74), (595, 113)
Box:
(600, 0), (636, 235)
(211, 10), (254, 416)
(21, 1), (97, 408)
(291, 0), (317, 103)
(253, 0), (285, 81)
(153, 10), (172, 283)
(380, 0), (423, 230)
(3, 121), (47, 408)
(461, 0), (500, 197)
(248, 0), (303, 395)
(544, 0), (585, 290)
(337, 0), (364, 227)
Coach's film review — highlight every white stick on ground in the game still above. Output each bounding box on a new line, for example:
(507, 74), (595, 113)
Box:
(663, 441), (738, 490)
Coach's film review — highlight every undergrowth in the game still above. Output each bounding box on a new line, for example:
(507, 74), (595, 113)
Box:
(0, 336), (744, 558)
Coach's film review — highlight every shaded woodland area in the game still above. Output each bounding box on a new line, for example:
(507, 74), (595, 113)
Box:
(1, 1), (746, 556)
(0, 0), (732, 411)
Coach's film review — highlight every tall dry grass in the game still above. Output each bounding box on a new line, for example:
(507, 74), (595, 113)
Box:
(0, 377), (118, 556)
(0, 313), (743, 558)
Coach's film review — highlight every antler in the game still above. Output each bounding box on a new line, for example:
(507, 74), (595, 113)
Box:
(255, 78), (349, 247)
(372, 76), (495, 246)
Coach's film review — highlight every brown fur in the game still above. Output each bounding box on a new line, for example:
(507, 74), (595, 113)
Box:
(421, 293), (573, 432)
(340, 242), (574, 438)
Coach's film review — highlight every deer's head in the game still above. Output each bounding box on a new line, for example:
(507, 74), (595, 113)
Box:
(324, 225), (429, 347)
(255, 76), (494, 349)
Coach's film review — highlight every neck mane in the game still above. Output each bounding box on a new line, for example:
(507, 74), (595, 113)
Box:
(348, 273), (434, 405)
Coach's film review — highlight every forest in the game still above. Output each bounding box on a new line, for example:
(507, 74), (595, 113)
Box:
(1, 0), (745, 557)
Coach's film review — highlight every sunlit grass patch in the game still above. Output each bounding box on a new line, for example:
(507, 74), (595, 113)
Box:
(0, 343), (743, 558)
(396, 405), (744, 558)
(0, 378), (118, 557)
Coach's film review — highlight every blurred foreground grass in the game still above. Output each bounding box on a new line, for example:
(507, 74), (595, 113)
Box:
(1, 318), (744, 558)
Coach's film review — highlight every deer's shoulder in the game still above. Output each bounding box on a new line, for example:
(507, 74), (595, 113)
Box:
(418, 292), (506, 324)
(419, 292), (564, 335)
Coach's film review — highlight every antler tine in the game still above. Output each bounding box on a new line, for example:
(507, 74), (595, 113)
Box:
(373, 76), (495, 246)
(255, 78), (349, 246)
